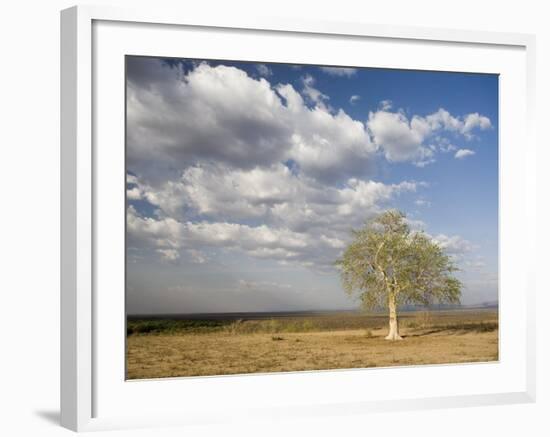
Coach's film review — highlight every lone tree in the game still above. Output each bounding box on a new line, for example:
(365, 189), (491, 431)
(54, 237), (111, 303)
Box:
(336, 210), (462, 341)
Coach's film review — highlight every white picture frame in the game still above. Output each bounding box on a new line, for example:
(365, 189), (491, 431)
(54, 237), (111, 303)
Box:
(60, 5), (536, 432)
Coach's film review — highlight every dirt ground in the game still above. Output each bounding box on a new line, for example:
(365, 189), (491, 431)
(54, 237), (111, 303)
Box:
(126, 312), (498, 379)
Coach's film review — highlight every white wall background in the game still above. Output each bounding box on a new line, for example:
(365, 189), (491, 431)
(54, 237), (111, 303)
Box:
(0, 1), (547, 435)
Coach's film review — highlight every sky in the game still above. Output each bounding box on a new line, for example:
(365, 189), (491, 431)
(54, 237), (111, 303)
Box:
(125, 56), (498, 315)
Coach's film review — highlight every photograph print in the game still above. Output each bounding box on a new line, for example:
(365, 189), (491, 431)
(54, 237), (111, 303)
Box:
(125, 56), (498, 379)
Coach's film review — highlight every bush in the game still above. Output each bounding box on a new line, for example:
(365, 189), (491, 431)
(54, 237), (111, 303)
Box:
(127, 319), (227, 336)
(268, 319), (280, 333)
(225, 319), (244, 335)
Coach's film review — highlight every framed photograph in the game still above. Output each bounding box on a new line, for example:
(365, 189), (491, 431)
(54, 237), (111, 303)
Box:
(61, 5), (536, 432)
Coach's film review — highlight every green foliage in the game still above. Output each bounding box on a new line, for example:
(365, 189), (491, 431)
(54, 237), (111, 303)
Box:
(336, 210), (462, 311)
(225, 319), (244, 335)
(127, 313), (382, 336)
(127, 319), (227, 336)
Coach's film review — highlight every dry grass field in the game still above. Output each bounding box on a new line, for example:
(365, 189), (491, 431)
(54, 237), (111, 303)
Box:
(126, 309), (498, 379)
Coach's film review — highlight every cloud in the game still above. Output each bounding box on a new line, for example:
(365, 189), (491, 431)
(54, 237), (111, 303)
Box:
(127, 169), (421, 269)
(187, 249), (208, 264)
(433, 136), (457, 153)
(426, 109), (492, 138)
(126, 59), (485, 274)
(282, 110), (376, 184)
(301, 74), (330, 107)
(415, 199), (431, 207)
(128, 59), (490, 186)
(430, 234), (489, 284)
(454, 149), (476, 159)
(127, 205), (183, 253)
(156, 248), (180, 261)
(127, 173), (139, 184)
(462, 113), (492, 138)
(367, 106), (490, 165)
(349, 95), (360, 104)
(367, 110), (425, 162)
(128, 205), (324, 268)
(379, 100), (392, 111)
(128, 59), (492, 182)
(127, 58), (375, 185)
(131, 164), (419, 225)
(431, 233), (476, 254)
(127, 59), (298, 174)
(335, 179), (418, 217)
(319, 67), (357, 77)
(464, 259), (486, 269)
(413, 147), (436, 167)
(126, 186), (142, 200)
(425, 108), (463, 132)
(238, 279), (292, 291)
(255, 64), (272, 77)
(406, 217), (427, 230)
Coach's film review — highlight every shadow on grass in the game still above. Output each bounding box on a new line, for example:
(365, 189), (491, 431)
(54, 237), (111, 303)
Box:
(406, 322), (498, 337)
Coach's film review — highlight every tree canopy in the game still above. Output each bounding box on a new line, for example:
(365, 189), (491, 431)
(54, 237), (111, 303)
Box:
(336, 210), (462, 339)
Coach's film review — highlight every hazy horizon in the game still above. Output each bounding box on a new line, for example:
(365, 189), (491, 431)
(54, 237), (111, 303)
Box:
(127, 305), (499, 319)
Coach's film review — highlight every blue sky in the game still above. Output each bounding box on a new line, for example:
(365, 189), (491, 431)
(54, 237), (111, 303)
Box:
(125, 56), (498, 314)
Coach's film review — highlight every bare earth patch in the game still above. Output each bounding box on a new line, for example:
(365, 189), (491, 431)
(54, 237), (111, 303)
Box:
(126, 310), (498, 379)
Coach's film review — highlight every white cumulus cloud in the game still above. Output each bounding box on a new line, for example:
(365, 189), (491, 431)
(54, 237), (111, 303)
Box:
(368, 106), (490, 166)
(255, 64), (272, 77)
(319, 67), (357, 77)
(127, 58), (376, 186)
(454, 149), (476, 159)
(126, 59), (486, 273)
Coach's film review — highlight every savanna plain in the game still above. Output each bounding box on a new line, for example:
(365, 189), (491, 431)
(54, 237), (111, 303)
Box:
(126, 309), (498, 379)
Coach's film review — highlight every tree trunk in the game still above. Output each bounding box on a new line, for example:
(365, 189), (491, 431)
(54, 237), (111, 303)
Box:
(385, 292), (403, 341)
